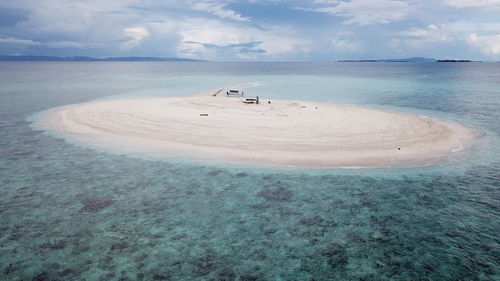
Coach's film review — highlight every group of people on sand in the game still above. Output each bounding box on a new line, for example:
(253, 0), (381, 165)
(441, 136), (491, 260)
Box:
(249, 96), (272, 104)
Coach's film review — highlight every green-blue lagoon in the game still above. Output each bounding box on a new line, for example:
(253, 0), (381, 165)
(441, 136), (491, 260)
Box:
(0, 62), (498, 280)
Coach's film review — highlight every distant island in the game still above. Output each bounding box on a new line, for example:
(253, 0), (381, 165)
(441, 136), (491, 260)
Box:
(336, 58), (485, 63)
(338, 57), (436, 62)
(338, 60), (379, 62)
(436, 59), (473, 62)
(0, 55), (203, 62)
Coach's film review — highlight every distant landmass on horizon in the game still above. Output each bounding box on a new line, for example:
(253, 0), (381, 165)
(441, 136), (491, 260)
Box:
(338, 57), (437, 62)
(0, 55), (483, 62)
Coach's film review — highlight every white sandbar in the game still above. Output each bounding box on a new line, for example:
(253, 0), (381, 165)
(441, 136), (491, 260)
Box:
(36, 91), (476, 168)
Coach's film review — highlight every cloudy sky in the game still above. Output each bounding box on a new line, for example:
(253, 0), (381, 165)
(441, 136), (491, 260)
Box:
(1, 0), (500, 61)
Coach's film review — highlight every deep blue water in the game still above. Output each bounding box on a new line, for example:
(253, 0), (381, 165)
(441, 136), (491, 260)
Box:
(0, 62), (499, 280)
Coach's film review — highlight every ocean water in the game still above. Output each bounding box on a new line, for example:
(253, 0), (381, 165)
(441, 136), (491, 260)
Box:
(0, 62), (498, 281)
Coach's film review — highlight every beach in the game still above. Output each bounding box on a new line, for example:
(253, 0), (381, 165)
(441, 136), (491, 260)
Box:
(36, 90), (476, 168)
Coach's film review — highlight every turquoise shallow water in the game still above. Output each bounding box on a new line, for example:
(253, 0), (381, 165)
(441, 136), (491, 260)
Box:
(0, 62), (499, 280)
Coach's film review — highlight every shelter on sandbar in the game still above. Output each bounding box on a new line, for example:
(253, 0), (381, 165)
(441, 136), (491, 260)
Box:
(226, 89), (244, 96)
(243, 96), (259, 104)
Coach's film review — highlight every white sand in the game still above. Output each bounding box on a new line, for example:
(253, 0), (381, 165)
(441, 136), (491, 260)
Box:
(37, 91), (476, 168)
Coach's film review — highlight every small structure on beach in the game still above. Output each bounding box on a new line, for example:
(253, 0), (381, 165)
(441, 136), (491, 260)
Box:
(243, 96), (259, 104)
(226, 89), (244, 97)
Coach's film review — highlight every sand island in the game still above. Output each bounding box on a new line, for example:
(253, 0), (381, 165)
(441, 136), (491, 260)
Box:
(36, 89), (476, 168)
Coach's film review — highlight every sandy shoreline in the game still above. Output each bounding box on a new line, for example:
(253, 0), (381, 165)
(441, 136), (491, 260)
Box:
(35, 90), (476, 168)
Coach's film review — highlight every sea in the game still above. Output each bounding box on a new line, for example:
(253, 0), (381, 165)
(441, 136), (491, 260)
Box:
(0, 62), (498, 280)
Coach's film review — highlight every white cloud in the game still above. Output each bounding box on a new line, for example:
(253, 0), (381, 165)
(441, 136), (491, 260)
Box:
(177, 18), (311, 60)
(1, 0), (500, 60)
(400, 22), (500, 57)
(330, 37), (360, 52)
(15, 0), (138, 34)
(402, 22), (500, 39)
(0, 37), (94, 49)
(189, 1), (250, 22)
(3, 0), (149, 53)
(313, 0), (340, 4)
(402, 24), (452, 42)
(444, 0), (500, 9)
(468, 33), (500, 54)
(0, 37), (41, 45)
(47, 41), (92, 48)
(123, 26), (150, 49)
(444, 22), (500, 32)
(310, 0), (415, 25)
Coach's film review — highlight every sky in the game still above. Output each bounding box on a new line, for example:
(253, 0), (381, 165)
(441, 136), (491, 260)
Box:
(0, 0), (500, 61)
